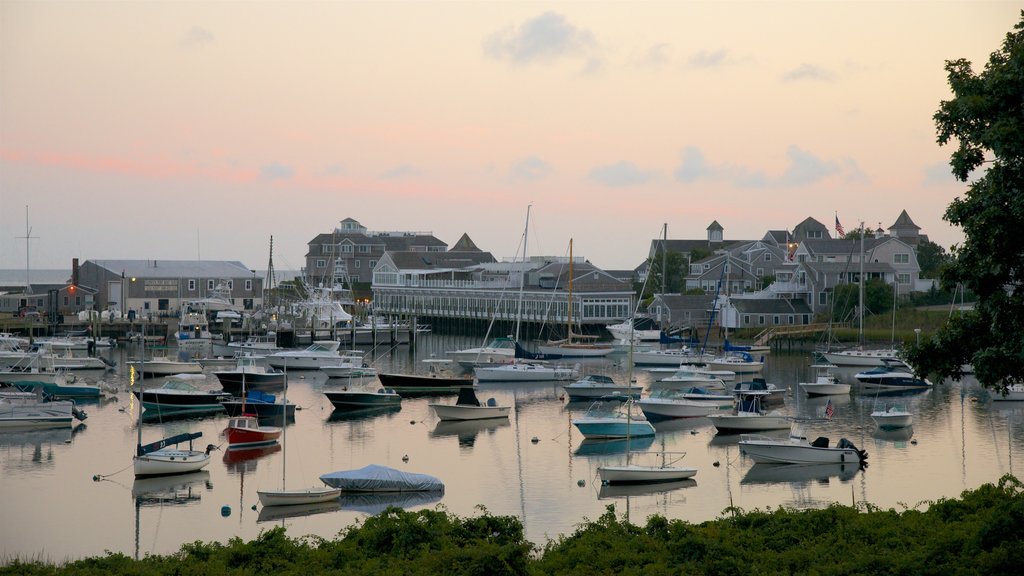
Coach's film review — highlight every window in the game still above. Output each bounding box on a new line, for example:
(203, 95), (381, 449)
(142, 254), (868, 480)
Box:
(759, 315), (765, 325)
(227, 280), (233, 290)
(819, 291), (828, 305)
(807, 230), (822, 239)
(370, 260), (377, 268)
(764, 253), (772, 261)
(322, 244), (334, 254)
(207, 280), (215, 290)
(243, 298), (253, 310)
(342, 244), (353, 253)
(245, 279), (252, 291)
(158, 299), (168, 311)
(316, 259), (326, 268)
(188, 279), (196, 291)
(63, 296), (69, 306)
(757, 268), (764, 277)
(894, 253), (910, 264)
(897, 273), (911, 284)
(773, 315), (780, 324)
(743, 315), (750, 325)
(355, 260), (361, 269)
(359, 245), (369, 253)
(703, 263), (710, 270)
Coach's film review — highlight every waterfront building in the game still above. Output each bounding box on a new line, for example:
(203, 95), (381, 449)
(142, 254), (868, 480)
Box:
(304, 218), (447, 287)
(77, 259), (263, 319)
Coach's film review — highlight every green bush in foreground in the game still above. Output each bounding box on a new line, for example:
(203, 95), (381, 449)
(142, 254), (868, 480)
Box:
(4, 476), (1024, 575)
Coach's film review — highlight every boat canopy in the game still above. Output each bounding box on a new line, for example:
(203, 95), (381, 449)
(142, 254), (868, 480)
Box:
(455, 387), (482, 407)
(320, 464), (445, 493)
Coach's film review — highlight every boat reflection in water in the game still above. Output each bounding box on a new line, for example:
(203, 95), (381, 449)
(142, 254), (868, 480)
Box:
(872, 426), (915, 445)
(132, 471), (212, 506)
(574, 435), (655, 457)
(222, 443), (281, 472)
(326, 405), (402, 423)
(257, 500), (342, 523)
(430, 418), (510, 448)
(339, 490), (445, 515)
(598, 478), (697, 499)
(741, 462), (861, 485)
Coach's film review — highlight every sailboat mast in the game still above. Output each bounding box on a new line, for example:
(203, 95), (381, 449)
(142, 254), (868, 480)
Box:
(858, 222), (865, 345)
(567, 239), (574, 340)
(515, 206), (531, 343)
(662, 223), (668, 295)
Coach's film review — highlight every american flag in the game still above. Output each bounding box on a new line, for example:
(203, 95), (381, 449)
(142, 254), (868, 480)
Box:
(835, 215), (845, 237)
(825, 399), (835, 419)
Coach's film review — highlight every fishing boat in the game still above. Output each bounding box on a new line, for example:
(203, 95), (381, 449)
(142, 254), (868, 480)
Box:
(13, 370), (106, 399)
(428, 387), (510, 421)
(265, 341), (348, 370)
(605, 316), (662, 342)
(324, 385), (402, 409)
(223, 414), (282, 448)
(562, 374), (642, 401)
(798, 364), (851, 396)
(0, 389), (87, 428)
(739, 423), (868, 465)
(446, 336), (517, 369)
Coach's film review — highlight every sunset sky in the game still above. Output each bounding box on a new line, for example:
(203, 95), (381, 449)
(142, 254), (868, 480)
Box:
(1, 1), (1018, 273)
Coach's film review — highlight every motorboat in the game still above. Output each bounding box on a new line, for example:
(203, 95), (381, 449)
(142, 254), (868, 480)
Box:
(265, 341), (347, 370)
(0, 390), (87, 428)
(707, 394), (790, 434)
(870, 403), (913, 430)
(731, 378), (786, 405)
(429, 387), (510, 421)
(223, 414), (281, 448)
(446, 337), (517, 368)
(257, 486), (342, 507)
(854, 359), (932, 391)
(676, 386), (734, 407)
(324, 386), (402, 409)
(605, 316), (662, 342)
(13, 371), (106, 399)
(126, 356), (203, 377)
(571, 398), (656, 440)
(739, 424), (868, 465)
(134, 431), (213, 477)
(637, 389), (720, 421)
(221, 390), (295, 419)
(378, 359), (475, 393)
(319, 464), (445, 493)
(212, 356), (286, 395)
(650, 366), (730, 390)
(0, 355), (83, 386)
(820, 347), (899, 367)
(474, 361), (578, 382)
(562, 374), (642, 401)
(211, 334), (281, 357)
(320, 351), (377, 378)
(991, 383), (1024, 401)
(798, 364), (851, 396)
(134, 374), (229, 414)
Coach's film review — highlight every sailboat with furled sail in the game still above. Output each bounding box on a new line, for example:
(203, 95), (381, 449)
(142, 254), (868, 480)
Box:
(537, 239), (614, 358)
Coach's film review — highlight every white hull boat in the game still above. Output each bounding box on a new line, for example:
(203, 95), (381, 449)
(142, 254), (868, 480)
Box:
(127, 357), (203, 376)
(562, 374), (642, 400)
(598, 463), (697, 484)
(474, 362), (577, 382)
(631, 348), (708, 366)
(536, 342), (614, 358)
(446, 337), (517, 365)
(992, 383), (1024, 401)
(871, 404), (913, 429)
(637, 392), (719, 421)
(134, 447), (211, 477)
(0, 392), (84, 428)
(708, 411), (790, 433)
(266, 341), (347, 370)
(820, 348), (899, 367)
(798, 364), (850, 396)
(706, 355), (764, 375)
(430, 403), (510, 421)
(739, 429), (868, 465)
(257, 487), (342, 507)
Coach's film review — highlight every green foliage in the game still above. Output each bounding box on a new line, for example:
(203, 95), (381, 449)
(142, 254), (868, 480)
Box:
(908, 11), (1024, 392)
(642, 251), (686, 297)
(830, 278), (893, 324)
(5, 478), (1024, 575)
(916, 239), (951, 279)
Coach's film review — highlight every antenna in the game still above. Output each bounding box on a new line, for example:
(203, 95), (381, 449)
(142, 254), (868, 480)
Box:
(16, 206), (39, 291)
(264, 236), (277, 307)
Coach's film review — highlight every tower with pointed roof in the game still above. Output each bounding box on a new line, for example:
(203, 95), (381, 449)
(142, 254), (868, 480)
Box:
(887, 210), (922, 245)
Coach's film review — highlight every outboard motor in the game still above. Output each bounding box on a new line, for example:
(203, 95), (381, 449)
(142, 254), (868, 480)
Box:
(71, 405), (88, 421)
(838, 438), (869, 464)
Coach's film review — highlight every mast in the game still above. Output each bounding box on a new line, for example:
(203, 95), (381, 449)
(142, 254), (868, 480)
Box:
(17, 206), (38, 292)
(661, 223), (668, 295)
(514, 206), (531, 343)
(567, 239), (574, 341)
(858, 222), (865, 345)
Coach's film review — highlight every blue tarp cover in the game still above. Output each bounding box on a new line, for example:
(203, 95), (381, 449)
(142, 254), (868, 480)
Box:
(320, 464), (445, 493)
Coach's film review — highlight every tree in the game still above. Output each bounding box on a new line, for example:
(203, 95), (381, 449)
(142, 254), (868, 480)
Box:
(642, 251), (686, 298)
(830, 279), (893, 325)
(905, 12), (1024, 393)
(915, 239), (950, 279)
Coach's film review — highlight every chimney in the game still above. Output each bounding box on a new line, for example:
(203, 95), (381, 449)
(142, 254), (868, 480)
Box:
(72, 258), (79, 286)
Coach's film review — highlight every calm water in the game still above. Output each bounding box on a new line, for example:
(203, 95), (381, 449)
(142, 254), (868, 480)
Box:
(2, 333), (1023, 562)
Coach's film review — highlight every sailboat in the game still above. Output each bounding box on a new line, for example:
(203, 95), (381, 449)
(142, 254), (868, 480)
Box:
(537, 239), (613, 358)
(596, 293), (697, 484)
(256, 363), (342, 507)
(133, 326), (214, 477)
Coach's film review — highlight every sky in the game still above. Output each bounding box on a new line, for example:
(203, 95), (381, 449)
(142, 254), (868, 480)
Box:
(1, 1), (1019, 274)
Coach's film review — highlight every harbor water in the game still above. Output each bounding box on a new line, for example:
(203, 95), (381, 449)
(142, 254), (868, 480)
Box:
(2, 333), (1023, 562)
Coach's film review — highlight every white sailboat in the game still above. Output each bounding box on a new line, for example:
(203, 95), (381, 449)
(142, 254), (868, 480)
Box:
(537, 239), (614, 358)
(257, 363), (341, 507)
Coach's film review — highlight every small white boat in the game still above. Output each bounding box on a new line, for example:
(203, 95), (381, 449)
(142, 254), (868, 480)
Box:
(0, 391), (86, 428)
(127, 356), (203, 376)
(536, 340), (614, 358)
(821, 347), (899, 367)
(707, 395), (789, 433)
(871, 403), (913, 429)
(739, 424), (868, 465)
(474, 361), (577, 382)
(651, 366), (730, 390)
(637, 389), (720, 421)
(257, 486), (342, 507)
(446, 337), (517, 367)
(605, 317), (662, 342)
(562, 374), (642, 401)
(798, 364), (850, 396)
(265, 341), (346, 370)
(429, 387), (510, 421)
(631, 347), (711, 366)
(599, 452), (697, 485)
(706, 352), (765, 375)
(134, 431), (213, 477)
(572, 398), (656, 439)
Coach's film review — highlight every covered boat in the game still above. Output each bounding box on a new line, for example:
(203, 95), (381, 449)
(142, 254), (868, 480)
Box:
(320, 464), (445, 493)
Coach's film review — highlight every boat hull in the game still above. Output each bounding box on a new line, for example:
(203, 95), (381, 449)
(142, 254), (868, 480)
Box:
(257, 487), (342, 507)
(474, 365), (575, 382)
(562, 385), (642, 401)
(134, 449), (211, 477)
(571, 417), (656, 439)
(0, 399), (74, 428)
(799, 382), (852, 396)
(429, 403), (510, 421)
(377, 373), (474, 392)
(708, 413), (790, 433)
(536, 344), (614, 358)
(225, 426), (281, 448)
(637, 398), (717, 420)
(213, 371), (286, 394)
(739, 439), (863, 465)
(871, 411), (913, 430)
(325, 391), (402, 409)
(821, 350), (897, 367)
(598, 464), (697, 484)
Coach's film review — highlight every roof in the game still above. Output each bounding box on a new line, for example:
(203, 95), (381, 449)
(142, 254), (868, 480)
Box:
(763, 230), (789, 244)
(706, 220), (723, 231)
(0, 269), (70, 289)
(649, 238), (748, 258)
(889, 209), (921, 231)
(387, 251), (496, 271)
(532, 260), (630, 291)
(801, 261), (895, 275)
(87, 260), (255, 279)
(450, 233), (481, 252)
(731, 298), (813, 315)
(792, 217), (830, 240)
